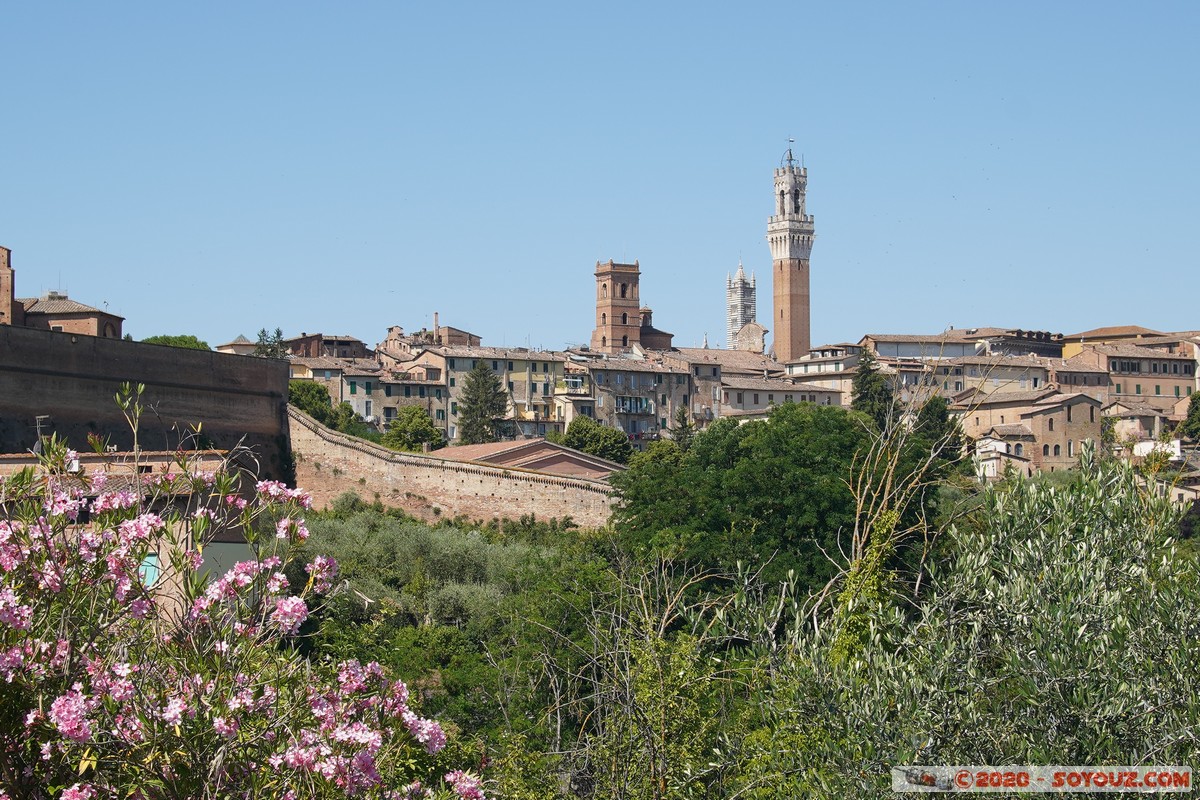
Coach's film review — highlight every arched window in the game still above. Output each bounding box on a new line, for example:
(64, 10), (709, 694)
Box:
(1067, 440), (1074, 457)
(793, 188), (801, 214)
(1048, 417), (1054, 431)
(621, 313), (628, 325)
(621, 335), (628, 347)
(1043, 444), (1050, 456)
(601, 336), (607, 348)
(601, 283), (608, 298)
(1089, 406), (1095, 422)
(1053, 444), (1061, 457)
(1067, 405), (1073, 422)
(779, 190), (786, 214)
(601, 313), (607, 325)
(620, 283), (627, 299)
(1015, 443), (1024, 456)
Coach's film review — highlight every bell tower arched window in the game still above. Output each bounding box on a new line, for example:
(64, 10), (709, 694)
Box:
(621, 313), (628, 325)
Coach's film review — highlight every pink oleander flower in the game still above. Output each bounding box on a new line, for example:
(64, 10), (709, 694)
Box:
(44, 489), (85, 520)
(129, 598), (153, 619)
(444, 770), (486, 800)
(403, 711), (447, 754)
(117, 513), (165, 544)
(0, 588), (33, 630)
(60, 783), (95, 800)
(275, 517), (309, 542)
(91, 489), (138, 513)
(306, 555), (338, 593)
(213, 716), (239, 737)
(160, 697), (187, 725)
(272, 596), (308, 635)
(267, 572), (289, 594)
(257, 480), (313, 509)
(0, 521), (24, 571)
(49, 686), (93, 743)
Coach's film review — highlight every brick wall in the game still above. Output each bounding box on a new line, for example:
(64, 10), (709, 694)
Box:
(0, 325), (290, 477)
(288, 408), (615, 528)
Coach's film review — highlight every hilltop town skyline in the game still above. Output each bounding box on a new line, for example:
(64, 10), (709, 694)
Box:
(3, 3), (1197, 351)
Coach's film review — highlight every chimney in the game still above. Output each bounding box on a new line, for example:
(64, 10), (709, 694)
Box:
(433, 312), (440, 343)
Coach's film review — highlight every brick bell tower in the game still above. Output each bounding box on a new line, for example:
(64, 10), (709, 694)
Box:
(590, 259), (641, 353)
(0, 245), (23, 327)
(766, 149), (814, 362)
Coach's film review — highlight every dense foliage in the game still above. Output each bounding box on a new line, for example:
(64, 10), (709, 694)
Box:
(612, 402), (875, 590)
(254, 327), (289, 358)
(456, 362), (508, 445)
(560, 415), (632, 465)
(381, 406), (444, 452)
(851, 349), (894, 433)
(289, 381), (382, 444)
(1181, 392), (1200, 441)
(292, 402), (1197, 799)
(140, 334), (210, 350)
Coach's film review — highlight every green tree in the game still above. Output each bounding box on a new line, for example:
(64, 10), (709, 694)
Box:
(911, 394), (965, 474)
(667, 406), (696, 452)
(288, 379), (336, 426)
(254, 326), (289, 358)
(562, 414), (634, 464)
(613, 402), (874, 590)
(382, 405), (444, 452)
(141, 333), (210, 350)
(851, 349), (895, 434)
(1181, 392), (1200, 441)
(734, 443), (1200, 796)
(457, 360), (508, 444)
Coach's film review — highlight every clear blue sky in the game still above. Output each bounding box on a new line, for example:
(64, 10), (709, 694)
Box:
(3, 2), (1196, 352)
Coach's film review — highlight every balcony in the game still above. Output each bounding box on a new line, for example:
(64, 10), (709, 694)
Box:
(555, 376), (593, 397)
(615, 396), (654, 415)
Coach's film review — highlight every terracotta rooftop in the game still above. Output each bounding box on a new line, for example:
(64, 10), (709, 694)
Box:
(19, 294), (122, 318)
(430, 438), (624, 480)
(1088, 343), (1193, 359)
(421, 345), (566, 361)
(1049, 354), (1109, 372)
(951, 388), (1058, 409)
(586, 357), (687, 375)
(944, 354), (1047, 369)
(665, 347), (785, 374)
(1103, 399), (1170, 417)
(1064, 325), (1164, 340)
(984, 423), (1035, 438)
(721, 376), (837, 393)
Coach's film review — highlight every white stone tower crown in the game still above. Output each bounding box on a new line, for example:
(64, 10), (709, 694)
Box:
(726, 260), (756, 349)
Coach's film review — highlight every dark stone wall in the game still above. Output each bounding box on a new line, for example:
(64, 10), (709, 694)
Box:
(0, 326), (290, 478)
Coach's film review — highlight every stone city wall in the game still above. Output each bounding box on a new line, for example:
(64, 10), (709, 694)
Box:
(288, 408), (615, 528)
(0, 325), (290, 477)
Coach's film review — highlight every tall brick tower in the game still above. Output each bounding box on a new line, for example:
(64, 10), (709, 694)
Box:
(766, 149), (815, 362)
(590, 259), (641, 353)
(0, 245), (22, 327)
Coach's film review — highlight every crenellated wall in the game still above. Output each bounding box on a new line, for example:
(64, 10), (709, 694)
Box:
(288, 408), (615, 528)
